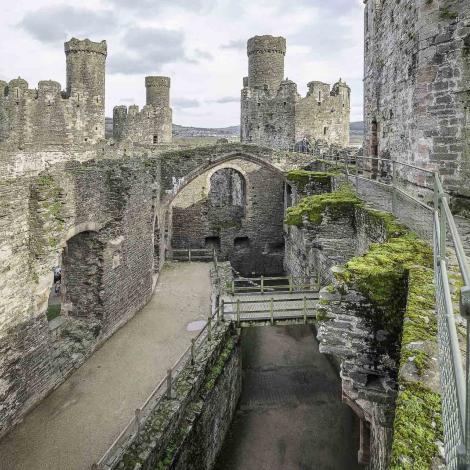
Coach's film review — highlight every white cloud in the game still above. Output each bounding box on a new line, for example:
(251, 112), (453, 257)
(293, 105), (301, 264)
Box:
(0, 0), (364, 127)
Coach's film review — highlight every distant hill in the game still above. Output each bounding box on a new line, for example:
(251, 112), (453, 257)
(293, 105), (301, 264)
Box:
(172, 124), (239, 137)
(350, 121), (364, 134)
(105, 119), (364, 143)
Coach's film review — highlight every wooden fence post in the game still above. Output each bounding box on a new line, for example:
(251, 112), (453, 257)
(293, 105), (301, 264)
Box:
(191, 338), (196, 365)
(236, 299), (241, 327)
(207, 316), (212, 341)
(166, 369), (172, 399)
(303, 296), (307, 324)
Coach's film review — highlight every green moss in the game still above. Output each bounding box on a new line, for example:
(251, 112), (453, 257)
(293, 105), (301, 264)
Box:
(46, 304), (61, 321)
(390, 382), (443, 469)
(285, 170), (337, 190)
(439, 7), (458, 19)
(337, 233), (432, 311)
(285, 188), (363, 227)
(204, 336), (235, 391)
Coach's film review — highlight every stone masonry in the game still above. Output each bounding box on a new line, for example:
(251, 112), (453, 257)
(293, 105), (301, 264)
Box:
(240, 35), (351, 149)
(113, 76), (172, 146)
(363, 0), (470, 212)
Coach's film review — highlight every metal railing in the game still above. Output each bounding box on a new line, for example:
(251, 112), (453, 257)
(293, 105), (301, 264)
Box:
(289, 147), (470, 468)
(434, 175), (470, 469)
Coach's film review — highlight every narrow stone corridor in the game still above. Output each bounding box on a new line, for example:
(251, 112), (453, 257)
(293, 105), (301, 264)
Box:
(215, 325), (362, 470)
(0, 262), (212, 470)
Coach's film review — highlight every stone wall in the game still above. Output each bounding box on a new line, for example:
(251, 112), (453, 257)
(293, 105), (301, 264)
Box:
(0, 39), (107, 153)
(113, 324), (241, 470)
(170, 158), (285, 275)
(363, 0), (470, 210)
(240, 35), (350, 149)
(0, 158), (161, 438)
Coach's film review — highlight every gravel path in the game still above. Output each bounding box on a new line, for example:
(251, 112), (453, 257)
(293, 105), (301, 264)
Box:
(0, 262), (211, 470)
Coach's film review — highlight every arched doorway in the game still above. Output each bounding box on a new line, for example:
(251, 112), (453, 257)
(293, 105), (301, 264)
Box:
(61, 230), (105, 319)
(208, 168), (247, 232)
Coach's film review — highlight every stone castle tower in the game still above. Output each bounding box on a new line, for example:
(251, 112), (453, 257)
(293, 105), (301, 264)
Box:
(112, 76), (172, 146)
(0, 38), (107, 150)
(240, 35), (350, 149)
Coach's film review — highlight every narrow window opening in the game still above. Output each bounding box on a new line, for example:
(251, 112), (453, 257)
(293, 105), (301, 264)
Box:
(234, 237), (250, 248)
(205, 236), (221, 250)
(323, 126), (328, 135)
(153, 135), (158, 144)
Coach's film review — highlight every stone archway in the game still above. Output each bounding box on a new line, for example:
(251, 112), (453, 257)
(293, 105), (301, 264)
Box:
(169, 157), (286, 276)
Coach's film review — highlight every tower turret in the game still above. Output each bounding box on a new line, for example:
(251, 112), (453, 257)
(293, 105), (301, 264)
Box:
(247, 35), (286, 92)
(145, 76), (171, 108)
(65, 38), (107, 143)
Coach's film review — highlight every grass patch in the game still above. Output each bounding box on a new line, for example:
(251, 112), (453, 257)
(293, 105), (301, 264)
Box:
(46, 304), (61, 321)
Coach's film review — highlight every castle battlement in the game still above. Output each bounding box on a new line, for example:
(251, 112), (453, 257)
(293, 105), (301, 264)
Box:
(64, 38), (107, 56)
(112, 76), (172, 145)
(0, 38), (107, 151)
(241, 35), (350, 149)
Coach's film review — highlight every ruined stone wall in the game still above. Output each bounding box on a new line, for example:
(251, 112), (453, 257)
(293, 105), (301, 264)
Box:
(296, 80), (350, 146)
(0, 39), (106, 154)
(241, 35), (350, 150)
(113, 76), (172, 146)
(114, 324), (241, 470)
(283, 190), (405, 468)
(0, 143), (314, 438)
(171, 158), (285, 276)
(0, 158), (160, 438)
(364, 0), (470, 209)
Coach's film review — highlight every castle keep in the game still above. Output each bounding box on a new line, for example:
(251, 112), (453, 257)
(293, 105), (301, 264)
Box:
(112, 76), (172, 145)
(240, 35), (351, 149)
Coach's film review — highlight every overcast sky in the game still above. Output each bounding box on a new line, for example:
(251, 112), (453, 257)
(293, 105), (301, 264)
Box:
(0, 0), (364, 127)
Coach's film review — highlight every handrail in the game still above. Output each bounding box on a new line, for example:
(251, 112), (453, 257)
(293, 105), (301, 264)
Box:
(95, 250), (224, 469)
(289, 146), (470, 466)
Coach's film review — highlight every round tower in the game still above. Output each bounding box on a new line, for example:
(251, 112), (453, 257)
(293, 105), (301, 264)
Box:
(65, 38), (107, 99)
(64, 38), (107, 143)
(247, 35), (286, 92)
(145, 76), (171, 108)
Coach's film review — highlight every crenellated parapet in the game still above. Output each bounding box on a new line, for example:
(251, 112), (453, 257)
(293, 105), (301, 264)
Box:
(0, 38), (107, 152)
(112, 76), (172, 146)
(241, 35), (350, 149)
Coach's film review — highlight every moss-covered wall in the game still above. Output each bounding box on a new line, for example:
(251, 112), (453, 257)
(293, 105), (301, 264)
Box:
(284, 187), (443, 469)
(114, 324), (241, 470)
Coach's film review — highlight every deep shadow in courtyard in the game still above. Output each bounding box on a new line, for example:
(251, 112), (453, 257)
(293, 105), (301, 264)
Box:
(215, 325), (362, 470)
